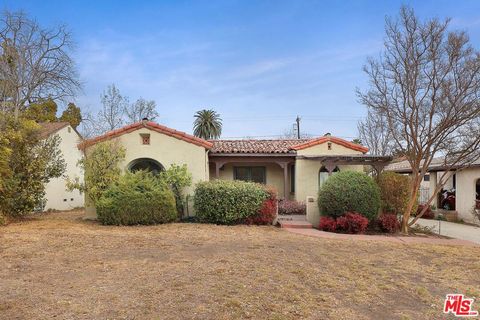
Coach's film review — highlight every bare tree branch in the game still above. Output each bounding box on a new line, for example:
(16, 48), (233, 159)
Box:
(0, 10), (80, 119)
(357, 6), (480, 233)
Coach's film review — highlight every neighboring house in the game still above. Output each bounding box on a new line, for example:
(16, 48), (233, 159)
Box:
(39, 122), (84, 211)
(78, 120), (391, 225)
(386, 158), (480, 223)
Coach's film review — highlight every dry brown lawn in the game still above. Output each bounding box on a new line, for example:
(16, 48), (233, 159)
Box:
(0, 210), (479, 320)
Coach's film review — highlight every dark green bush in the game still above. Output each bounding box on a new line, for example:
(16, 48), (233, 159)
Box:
(97, 171), (177, 225)
(318, 171), (381, 221)
(194, 180), (268, 224)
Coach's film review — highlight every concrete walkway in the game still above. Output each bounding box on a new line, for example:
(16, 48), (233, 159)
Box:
(285, 227), (479, 247)
(412, 218), (480, 245)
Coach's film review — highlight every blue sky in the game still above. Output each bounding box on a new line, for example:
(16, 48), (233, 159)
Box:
(4, 1), (480, 139)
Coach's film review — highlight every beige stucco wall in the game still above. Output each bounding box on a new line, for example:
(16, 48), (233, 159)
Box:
(209, 162), (292, 199)
(454, 168), (480, 223)
(44, 126), (84, 211)
(295, 142), (365, 227)
(84, 128), (209, 219)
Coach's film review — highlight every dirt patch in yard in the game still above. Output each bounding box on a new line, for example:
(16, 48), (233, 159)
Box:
(1, 210), (479, 319)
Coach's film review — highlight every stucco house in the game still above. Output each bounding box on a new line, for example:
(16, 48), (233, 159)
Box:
(78, 120), (391, 226)
(39, 122), (84, 211)
(386, 158), (480, 224)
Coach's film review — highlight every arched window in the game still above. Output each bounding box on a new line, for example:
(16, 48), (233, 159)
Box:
(319, 166), (340, 188)
(128, 158), (164, 175)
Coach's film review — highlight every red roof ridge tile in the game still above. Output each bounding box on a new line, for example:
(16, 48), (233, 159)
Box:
(78, 121), (213, 150)
(290, 136), (368, 153)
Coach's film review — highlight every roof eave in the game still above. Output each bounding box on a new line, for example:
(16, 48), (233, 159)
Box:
(209, 152), (297, 157)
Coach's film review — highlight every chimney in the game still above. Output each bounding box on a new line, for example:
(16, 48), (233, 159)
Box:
(142, 117), (148, 125)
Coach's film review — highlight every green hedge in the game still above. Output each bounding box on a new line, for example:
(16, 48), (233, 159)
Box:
(193, 180), (268, 224)
(97, 171), (177, 225)
(318, 171), (381, 221)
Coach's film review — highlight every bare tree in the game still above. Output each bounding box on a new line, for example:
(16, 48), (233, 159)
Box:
(357, 110), (394, 156)
(98, 84), (128, 132)
(280, 125), (312, 139)
(0, 10), (80, 120)
(125, 98), (158, 123)
(357, 7), (480, 233)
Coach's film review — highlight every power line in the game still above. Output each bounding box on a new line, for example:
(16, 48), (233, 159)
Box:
(220, 133), (358, 140)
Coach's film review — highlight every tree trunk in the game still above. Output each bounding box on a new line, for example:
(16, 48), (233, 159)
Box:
(401, 179), (421, 234)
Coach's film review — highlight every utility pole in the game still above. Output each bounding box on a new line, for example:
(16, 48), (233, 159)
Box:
(296, 115), (301, 139)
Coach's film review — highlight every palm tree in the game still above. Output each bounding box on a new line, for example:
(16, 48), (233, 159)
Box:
(193, 109), (222, 139)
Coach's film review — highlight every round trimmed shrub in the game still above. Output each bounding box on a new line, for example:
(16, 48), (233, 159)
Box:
(378, 172), (417, 215)
(97, 171), (177, 225)
(318, 171), (381, 220)
(194, 180), (268, 224)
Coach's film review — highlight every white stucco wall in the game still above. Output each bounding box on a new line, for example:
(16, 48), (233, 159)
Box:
(84, 127), (209, 219)
(44, 126), (84, 211)
(295, 142), (365, 227)
(455, 168), (480, 223)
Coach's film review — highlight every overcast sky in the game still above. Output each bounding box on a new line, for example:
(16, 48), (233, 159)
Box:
(4, 0), (480, 139)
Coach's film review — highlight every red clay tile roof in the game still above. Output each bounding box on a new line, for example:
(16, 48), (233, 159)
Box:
(210, 139), (310, 154)
(290, 136), (369, 153)
(38, 122), (70, 139)
(210, 136), (369, 154)
(78, 121), (213, 150)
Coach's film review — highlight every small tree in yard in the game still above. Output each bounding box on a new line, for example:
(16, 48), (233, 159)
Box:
(358, 7), (480, 233)
(159, 164), (192, 217)
(0, 116), (65, 217)
(378, 172), (417, 216)
(67, 141), (126, 206)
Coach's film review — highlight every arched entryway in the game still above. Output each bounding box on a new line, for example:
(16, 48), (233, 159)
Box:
(319, 165), (340, 188)
(128, 158), (164, 175)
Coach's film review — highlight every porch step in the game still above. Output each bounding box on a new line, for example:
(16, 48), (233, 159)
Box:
(278, 220), (313, 229)
(277, 214), (308, 222)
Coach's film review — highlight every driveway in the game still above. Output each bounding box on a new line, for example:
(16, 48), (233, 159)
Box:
(413, 218), (480, 244)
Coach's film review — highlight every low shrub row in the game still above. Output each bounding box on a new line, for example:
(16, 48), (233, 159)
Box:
(319, 212), (369, 234)
(316, 171), (425, 234)
(319, 212), (400, 234)
(194, 180), (276, 225)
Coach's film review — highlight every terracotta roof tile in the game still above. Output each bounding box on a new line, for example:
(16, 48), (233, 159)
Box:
(210, 139), (310, 154)
(78, 121), (213, 150)
(210, 136), (369, 154)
